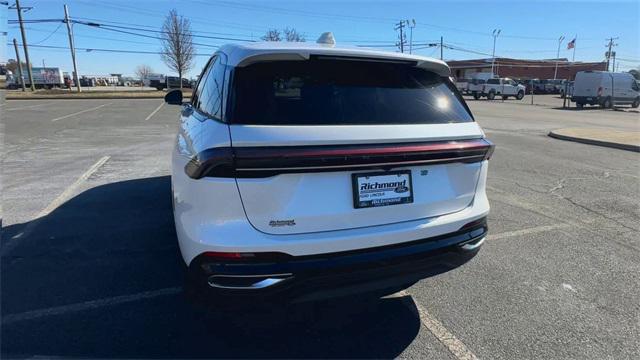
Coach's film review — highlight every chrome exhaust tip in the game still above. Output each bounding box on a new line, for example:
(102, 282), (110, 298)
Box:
(207, 273), (293, 290)
(458, 236), (485, 251)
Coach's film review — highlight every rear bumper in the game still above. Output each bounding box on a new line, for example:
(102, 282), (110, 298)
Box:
(187, 223), (487, 304)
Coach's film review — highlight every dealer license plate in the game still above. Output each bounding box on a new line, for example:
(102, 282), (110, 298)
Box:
(352, 171), (413, 209)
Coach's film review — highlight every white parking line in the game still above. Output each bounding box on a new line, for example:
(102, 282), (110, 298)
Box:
(1, 156), (110, 257)
(489, 224), (571, 240)
(395, 291), (479, 360)
(5, 102), (51, 111)
(144, 101), (164, 121)
(50, 103), (112, 122)
(38, 156), (110, 217)
(2, 287), (181, 325)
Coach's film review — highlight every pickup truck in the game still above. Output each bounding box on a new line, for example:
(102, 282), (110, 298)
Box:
(468, 78), (487, 98)
(455, 78), (470, 94)
(474, 78), (526, 100)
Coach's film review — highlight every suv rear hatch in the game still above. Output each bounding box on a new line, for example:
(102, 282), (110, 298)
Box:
(227, 57), (491, 235)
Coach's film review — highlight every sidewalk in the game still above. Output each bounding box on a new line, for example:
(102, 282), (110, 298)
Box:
(548, 128), (640, 152)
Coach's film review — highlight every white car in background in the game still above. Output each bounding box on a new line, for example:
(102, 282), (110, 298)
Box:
(475, 78), (526, 100)
(165, 35), (493, 304)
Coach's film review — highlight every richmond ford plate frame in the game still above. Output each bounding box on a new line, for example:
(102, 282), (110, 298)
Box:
(352, 170), (414, 209)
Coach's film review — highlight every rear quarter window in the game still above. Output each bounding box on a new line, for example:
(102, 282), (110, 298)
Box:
(230, 59), (473, 125)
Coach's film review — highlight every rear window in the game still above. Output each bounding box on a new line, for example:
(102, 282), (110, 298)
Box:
(230, 59), (473, 125)
(486, 79), (500, 84)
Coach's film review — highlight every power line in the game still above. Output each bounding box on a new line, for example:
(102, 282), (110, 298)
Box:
(74, 20), (256, 43)
(8, 42), (214, 56)
(32, 22), (63, 44)
(73, 0), (268, 33)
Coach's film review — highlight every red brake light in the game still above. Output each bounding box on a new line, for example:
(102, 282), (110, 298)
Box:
(202, 252), (246, 260)
(460, 217), (487, 231)
(201, 251), (291, 262)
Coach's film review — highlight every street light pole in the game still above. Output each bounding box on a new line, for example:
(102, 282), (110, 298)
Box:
(554, 35), (565, 80)
(490, 29), (500, 77)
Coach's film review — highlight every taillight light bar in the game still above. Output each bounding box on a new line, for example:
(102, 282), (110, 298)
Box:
(186, 138), (494, 179)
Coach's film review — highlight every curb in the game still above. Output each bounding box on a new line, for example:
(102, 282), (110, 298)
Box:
(548, 131), (640, 153)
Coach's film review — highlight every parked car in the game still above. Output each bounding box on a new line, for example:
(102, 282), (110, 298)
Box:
(571, 71), (640, 108)
(455, 78), (470, 94)
(143, 74), (191, 90)
(520, 79), (539, 93)
(474, 77), (525, 100)
(165, 35), (493, 304)
(468, 78), (487, 98)
(543, 79), (567, 94)
(560, 81), (574, 98)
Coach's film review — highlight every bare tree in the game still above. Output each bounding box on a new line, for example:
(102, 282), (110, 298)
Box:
(135, 64), (154, 82)
(261, 28), (305, 42)
(261, 29), (281, 42)
(160, 9), (194, 90)
(284, 27), (306, 42)
(5, 59), (27, 74)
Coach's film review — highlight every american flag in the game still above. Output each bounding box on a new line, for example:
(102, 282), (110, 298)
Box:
(567, 38), (576, 50)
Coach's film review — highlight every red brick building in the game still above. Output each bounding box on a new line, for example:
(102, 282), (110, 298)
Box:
(447, 58), (607, 80)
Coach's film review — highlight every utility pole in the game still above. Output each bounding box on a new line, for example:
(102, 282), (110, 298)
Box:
(394, 20), (406, 53)
(64, 4), (82, 92)
(12, 38), (26, 91)
(440, 36), (443, 60)
(611, 51), (616, 72)
(572, 34), (577, 62)
(554, 35), (565, 80)
(605, 37), (618, 72)
(11, 0), (35, 91)
(491, 29), (501, 77)
(407, 19), (416, 54)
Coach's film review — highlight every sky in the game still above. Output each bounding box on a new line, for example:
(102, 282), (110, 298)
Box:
(3, 0), (639, 77)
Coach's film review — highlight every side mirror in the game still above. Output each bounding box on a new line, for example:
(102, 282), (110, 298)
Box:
(164, 89), (183, 105)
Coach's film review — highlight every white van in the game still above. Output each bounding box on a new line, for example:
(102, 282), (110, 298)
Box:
(571, 71), (640, 108)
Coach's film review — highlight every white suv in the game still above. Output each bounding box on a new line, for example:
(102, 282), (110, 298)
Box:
(165, 36), (493, 304)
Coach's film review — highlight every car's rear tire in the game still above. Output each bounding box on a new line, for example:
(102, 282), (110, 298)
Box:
(576, 102), (584, 109)
(516, 90), (524, 100)
(487, 91), (496, 100)
(473, 92), (480, 100)
(502, 95), (509, 100)
(632, 97), (640, 108)
(601, 97), (612, 109)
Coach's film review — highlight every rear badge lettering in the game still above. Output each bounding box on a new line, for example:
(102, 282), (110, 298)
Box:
(269, 220), (296, 227)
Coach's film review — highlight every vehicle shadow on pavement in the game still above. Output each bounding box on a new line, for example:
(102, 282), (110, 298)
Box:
(1, 176), (421, 358)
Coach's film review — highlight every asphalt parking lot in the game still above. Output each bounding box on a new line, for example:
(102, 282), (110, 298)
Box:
(2, 96), (639, 359)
